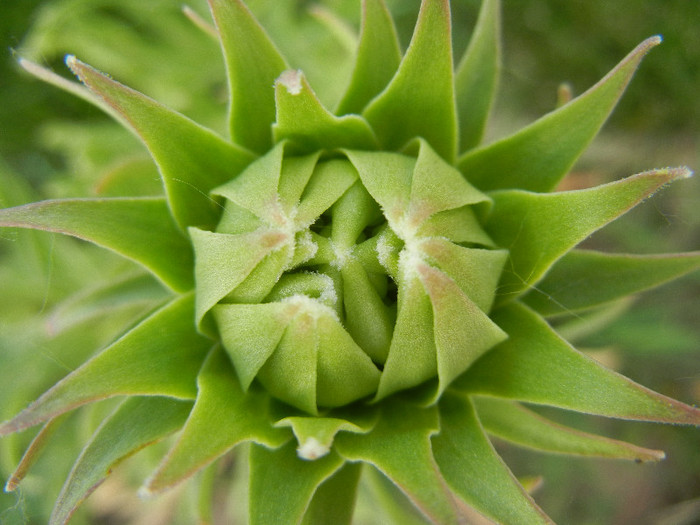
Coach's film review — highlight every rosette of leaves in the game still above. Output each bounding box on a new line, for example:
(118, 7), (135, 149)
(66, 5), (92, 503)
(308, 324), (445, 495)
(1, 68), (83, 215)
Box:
(1, 0), (700, 523)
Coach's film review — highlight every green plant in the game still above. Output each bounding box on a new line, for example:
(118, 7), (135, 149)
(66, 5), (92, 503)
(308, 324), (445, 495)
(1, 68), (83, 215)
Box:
(1, 0), (699, 523)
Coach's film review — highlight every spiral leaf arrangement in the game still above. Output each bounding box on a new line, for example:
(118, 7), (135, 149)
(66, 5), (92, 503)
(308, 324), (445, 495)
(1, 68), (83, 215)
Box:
(1, 0), (699, 523)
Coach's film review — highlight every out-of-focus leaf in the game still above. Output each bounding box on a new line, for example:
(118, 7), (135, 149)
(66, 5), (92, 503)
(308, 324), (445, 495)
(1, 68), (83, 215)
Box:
(363, 0), (457, 162)
(144, 347), (289, 494)
(335, 0), (401, 115)
(335, 397), (460, 525)
(68, 56), (255, 230)
(458, 37), (661, 192)
(0, 294), (210, 436)
(522, 249), (700, 316)
(486, 167), (692, 300)
(0, 197), (194, 292)
(357, 466), (432, 525)
(274, 70), (378, 152)
(248, 441), (344, 525)
(50, 397), (192, 525)
(455, 0), (500, 151)
(209, 0), (288, 153)
(455, 302), (700, 425)
(475, 397), (664, 461)
(46, 273), (168, 335)
(433, 392), (552, 524)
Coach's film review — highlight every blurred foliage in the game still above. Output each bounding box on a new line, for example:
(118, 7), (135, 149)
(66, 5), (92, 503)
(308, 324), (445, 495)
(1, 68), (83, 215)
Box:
(0, 1), (698, 524)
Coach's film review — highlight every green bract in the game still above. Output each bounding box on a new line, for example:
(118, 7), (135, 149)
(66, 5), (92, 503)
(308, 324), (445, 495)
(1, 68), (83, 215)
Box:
(1, 0), (699, 523)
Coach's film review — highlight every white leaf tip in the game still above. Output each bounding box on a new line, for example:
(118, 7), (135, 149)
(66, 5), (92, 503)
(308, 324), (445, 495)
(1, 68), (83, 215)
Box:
(277, 69), (303, 95)
(297, 437), (329, 460)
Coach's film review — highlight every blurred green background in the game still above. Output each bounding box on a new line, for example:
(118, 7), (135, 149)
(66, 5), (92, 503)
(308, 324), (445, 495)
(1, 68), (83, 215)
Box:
(0, 1), (698, 523)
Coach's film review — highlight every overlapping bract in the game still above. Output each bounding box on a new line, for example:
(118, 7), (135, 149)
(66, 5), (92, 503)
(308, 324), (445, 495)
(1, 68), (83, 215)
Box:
(1, 0), (699, 524)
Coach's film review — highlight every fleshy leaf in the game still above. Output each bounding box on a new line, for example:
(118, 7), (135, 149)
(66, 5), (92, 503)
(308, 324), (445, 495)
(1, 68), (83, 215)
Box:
(522, 249), (700, 316)
(190, 227), (289, 328)
(273, 70), (378, 152)
(433, 392), (552, 524)
(301, 462), (362, 525)
(486, 167), (692, 300)
(0, 197), (194, 292)
(335, 398), (460, 524)
(67, 56), (255, 230)
(455, 0), (500, 151)
(359, 467), (433, 525)
(474, 397), (665, 461)
(455, 302), (700, 424)
(458, 37), (661, 192)
(0, 294), (210, 436)
(276, 407), (377, 461)
(248, 441), (344, 525)
(363, 0), (457, 162)
(417, 263), (508, 399)
(208, 0), (289, 153)
(143, 347), (289, 494)
(335, 0), (401, 115)
(50, 397), (192, 525)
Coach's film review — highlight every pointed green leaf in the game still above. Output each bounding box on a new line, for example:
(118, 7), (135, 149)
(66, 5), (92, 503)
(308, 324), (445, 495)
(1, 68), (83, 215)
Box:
(433, 392), (552, 524)
(376, 275), (437, 400)
(474, 397), (665, 462)
(273, 70), (378, 152)
(363, 0), (457, 161)
(486, 167), (692, 300)
(0, 294), (210, 436)
(301, 462), (362, 525)
(335, 0), (401, 115)
(68, 57), (255, 230)
(50, 397), (192, 525)
(144, 347), (289, 494)
(214, 302), (291, 390)
(522, 249), (700, 316)
(455, 302), (700, 424)
(458, 37), (662, 192)
(5, 415), (69, 492)
(190, 227), (289, 327)
(419, 239), (507, 312)
(249, 441), (344, 525)
(208, 0), (289, 152)
(276, 410), (376, 461)
(455, 0), (500, 151)
(417, 263), (507, 398)
(0, 197), (194, 292)
(335, 398), (460, 524)
(359, 467), (433, 525)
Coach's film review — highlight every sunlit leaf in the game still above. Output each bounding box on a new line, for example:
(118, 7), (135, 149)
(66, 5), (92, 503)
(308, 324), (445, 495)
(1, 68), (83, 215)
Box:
(144, 347), (289, 494)
(433, 392), (552, 524)
(208, 0), (288, 153)
(458, 37), (662, 191)
(68, 56), (255, 230)
(335, 0), (401, 115)
(335, 398), (460, 524)
(363, 0), (457, 161)
(474, 397), (665, 461)
(487, 167), (692, 300)
(455, 302), (700, 424)
(455, 0), (500, 151)
(274, 70), (378, 152)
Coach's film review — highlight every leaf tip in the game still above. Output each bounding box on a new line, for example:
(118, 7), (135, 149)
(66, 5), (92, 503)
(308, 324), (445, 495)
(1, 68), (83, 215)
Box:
(297, 437), (330, 460)
(277, 69), (303, 96)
